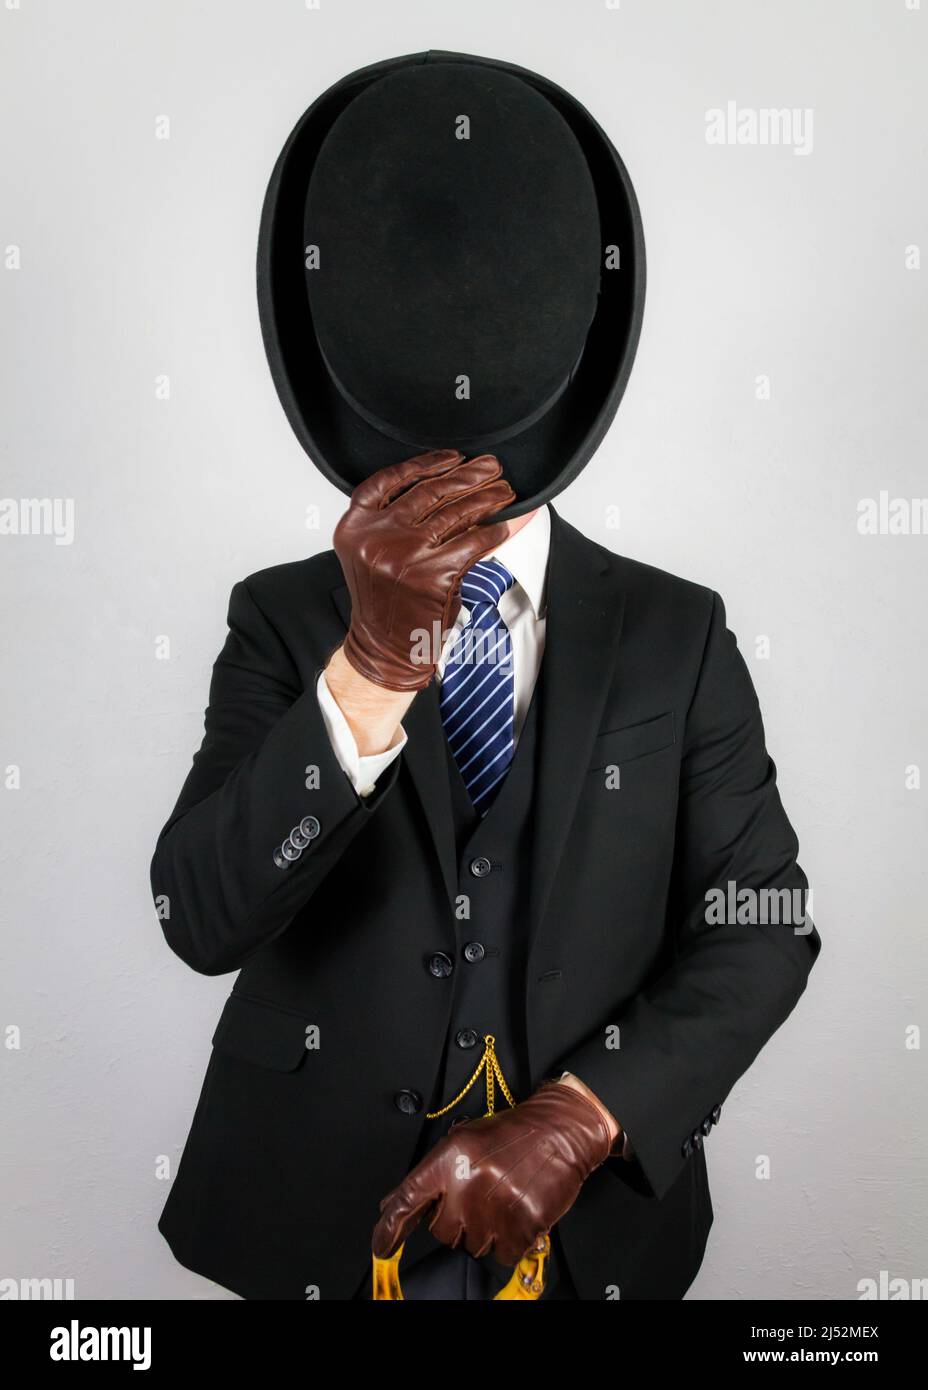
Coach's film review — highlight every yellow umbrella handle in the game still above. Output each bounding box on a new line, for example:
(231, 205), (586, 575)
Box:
(372, 1234), (550, 1300)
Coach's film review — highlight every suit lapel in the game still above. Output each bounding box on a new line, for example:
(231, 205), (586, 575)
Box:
(527, 507), (626, 951)
(398, 682), (459, 909)
(329, 583), (459, 911)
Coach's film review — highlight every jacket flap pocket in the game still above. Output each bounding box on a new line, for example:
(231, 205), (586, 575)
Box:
(587, 712), (676, 771)
(211, 993), (311, 1072)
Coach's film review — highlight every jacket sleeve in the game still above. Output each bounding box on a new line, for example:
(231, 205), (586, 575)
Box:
(560, 590), (822, 1201)
(150, 577), (401, 976)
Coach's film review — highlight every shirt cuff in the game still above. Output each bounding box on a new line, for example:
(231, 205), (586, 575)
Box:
(316, 670), (407, 798)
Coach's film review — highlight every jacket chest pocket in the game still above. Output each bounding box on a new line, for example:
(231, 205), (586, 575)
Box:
(211, 992), (313, 1072)
(586, 711), (676, 772)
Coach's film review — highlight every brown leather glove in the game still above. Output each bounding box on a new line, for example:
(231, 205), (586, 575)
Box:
(371, 1081), (613, 1267)
(332, 449), (515, 691)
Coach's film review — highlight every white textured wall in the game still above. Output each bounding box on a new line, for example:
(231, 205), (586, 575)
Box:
(1, 0), (925, 1300)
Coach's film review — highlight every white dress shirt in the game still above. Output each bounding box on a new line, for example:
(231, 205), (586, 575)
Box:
(316, 503), (551, 797)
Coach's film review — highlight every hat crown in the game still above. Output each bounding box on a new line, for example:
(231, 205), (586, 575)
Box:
(304, 62), (601, 448)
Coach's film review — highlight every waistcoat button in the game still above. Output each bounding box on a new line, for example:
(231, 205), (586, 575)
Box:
(455, 1028), (479, 1049)
(394, 1089), (422, 1116)
(426, 952), (454, 978)
(463, 941), (485, 963)
(469, 856), (492, 878)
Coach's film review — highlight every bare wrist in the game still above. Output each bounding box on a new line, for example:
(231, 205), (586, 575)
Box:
(324, 645), (415, 756)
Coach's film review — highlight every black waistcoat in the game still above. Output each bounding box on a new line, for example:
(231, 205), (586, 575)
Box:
(396, 684), (549, 1286)
(382, 667), (578, 1295)
(416, 683), (542, 1154)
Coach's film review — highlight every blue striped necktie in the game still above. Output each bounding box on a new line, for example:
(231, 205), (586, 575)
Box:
(439, 558), (516, 816)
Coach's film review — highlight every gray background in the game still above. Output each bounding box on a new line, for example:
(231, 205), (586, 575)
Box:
(1, 0), (925, 1300)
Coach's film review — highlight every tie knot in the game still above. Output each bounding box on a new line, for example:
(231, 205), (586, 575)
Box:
(461, 558), (515, 610)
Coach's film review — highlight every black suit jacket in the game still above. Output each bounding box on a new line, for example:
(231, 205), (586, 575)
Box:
(152, 507), (821, 1300)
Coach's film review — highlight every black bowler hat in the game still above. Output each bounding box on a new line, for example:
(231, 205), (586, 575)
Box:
(257, 50), (645, 520)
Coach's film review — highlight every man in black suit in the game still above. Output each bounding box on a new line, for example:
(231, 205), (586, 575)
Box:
(152, 446), (819, 1300)
(151, 52), (820, 1301)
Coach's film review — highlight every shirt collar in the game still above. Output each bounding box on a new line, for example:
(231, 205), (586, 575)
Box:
(485, 503), (551, 620)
